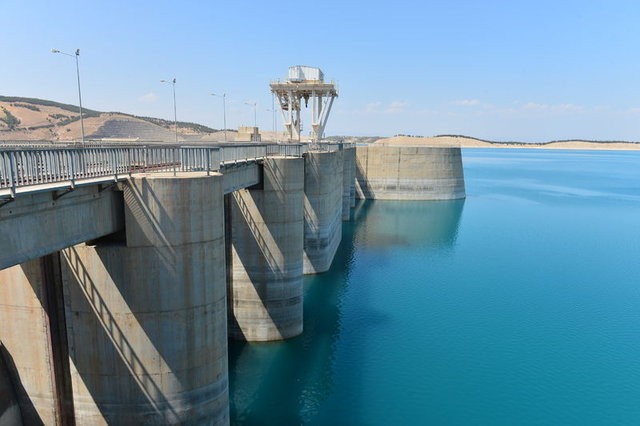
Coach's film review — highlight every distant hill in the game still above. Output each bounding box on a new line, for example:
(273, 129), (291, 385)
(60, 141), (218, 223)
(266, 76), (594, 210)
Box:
(0, 96), (227, 143)
(371, 134), (640, 151)
(314, 134), (640, 150)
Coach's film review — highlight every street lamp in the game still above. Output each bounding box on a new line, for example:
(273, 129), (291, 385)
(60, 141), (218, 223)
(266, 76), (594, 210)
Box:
(211, 93), (227, 142)
(272, 93), (277, 139)
(161, 78), (178, 144)
(266, 93), (277, 140)
(265, 108), (277, 141)
(244, 101), (257, 128)
(51, 48), (84, 144)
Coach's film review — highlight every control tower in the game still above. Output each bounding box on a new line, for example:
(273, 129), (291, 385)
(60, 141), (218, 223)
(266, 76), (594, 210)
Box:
(270, 66), (338, 142)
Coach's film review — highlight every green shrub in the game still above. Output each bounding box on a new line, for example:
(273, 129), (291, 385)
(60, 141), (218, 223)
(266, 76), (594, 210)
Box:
(50, 113), (70, 120)
(58, 116), (81, 126)
(13, 103), (41, 112)
(0, 107), (20, 129)
(0, 96), (99, 115)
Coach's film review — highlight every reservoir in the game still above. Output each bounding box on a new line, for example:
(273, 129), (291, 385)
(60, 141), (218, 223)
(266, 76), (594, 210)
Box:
(229, 148), (640, 424)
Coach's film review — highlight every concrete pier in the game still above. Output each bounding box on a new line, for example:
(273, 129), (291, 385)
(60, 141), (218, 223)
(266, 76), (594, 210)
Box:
(60, 173), (229, 424)
(0, 343), (23, 425)
(355, 146), (466, 200)
(303, 150), (344, 274)
(0, 256), (68, 425)
(228, 157), (305, 341)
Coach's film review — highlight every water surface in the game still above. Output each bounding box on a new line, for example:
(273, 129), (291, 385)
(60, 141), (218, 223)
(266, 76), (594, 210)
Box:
(230, 149), (640, 425)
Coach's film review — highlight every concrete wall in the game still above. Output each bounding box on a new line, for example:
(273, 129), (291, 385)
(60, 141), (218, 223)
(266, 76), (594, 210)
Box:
(235, 127), (260, 142)
(355, 146), (466, 200)
(0, 186), (124, 270)
(228, 157), (304, 341)
(59, 173), (229, 424)
(350, 149), (356, 208)
(303, 150), (343, 274)
(342, 147), (356, 221)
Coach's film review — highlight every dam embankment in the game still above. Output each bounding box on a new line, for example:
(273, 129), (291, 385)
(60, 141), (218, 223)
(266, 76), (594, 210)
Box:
(0, 144), (465, 425)
(355, 146), (466, 200)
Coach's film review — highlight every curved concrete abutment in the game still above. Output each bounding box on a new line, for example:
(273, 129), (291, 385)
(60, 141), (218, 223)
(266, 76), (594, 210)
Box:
(228, 157), (305, 342)
(303, 150), (344, 274)
(355, 146), (466, 200)
(60, 173), (229, 425)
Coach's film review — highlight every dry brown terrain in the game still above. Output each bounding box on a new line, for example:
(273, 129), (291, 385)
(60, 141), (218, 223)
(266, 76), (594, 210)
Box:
(0, 98), (289, 144)
(373, 135), (640, 151)
(0, 99), (221, 143)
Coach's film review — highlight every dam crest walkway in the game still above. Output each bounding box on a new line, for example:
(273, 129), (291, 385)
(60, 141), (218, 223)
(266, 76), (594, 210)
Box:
(0, 142), (326, 202)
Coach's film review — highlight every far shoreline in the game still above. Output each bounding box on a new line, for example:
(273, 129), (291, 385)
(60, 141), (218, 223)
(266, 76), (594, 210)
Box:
(371, 135), (640, 151)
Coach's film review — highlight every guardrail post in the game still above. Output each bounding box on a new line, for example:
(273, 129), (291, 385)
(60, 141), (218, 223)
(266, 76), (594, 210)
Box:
(173, 147), (177, 176)
(111, 149), (118, 181)
(206, 148), (211, 176)
(216, 148), (220, 171)
(127, 148), (132, 176)
(9, 152), (17, 198)
(69, 149), (76, 189)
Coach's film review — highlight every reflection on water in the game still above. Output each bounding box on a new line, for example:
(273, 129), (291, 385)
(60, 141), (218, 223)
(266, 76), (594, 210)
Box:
(353, 199), (465, 249)
(229, 199), (465, 424)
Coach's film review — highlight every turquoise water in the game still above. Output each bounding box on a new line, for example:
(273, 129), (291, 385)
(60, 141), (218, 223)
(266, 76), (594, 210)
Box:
(229, 149), (640, 425)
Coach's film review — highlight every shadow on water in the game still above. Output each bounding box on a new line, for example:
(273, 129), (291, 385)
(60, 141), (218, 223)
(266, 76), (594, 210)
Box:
(229, 206), (360, 425)
(228, 198), (465, 424)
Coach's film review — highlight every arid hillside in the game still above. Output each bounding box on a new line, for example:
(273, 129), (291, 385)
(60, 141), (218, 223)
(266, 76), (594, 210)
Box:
(0, 96), (227, 143)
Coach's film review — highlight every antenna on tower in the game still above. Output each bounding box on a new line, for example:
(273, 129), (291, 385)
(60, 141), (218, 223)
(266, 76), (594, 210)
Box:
(270, 65), (338, 143)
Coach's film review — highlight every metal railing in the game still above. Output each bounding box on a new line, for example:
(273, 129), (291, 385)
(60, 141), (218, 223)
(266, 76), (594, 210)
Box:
(266, 143), (307, 157)
(309, 142), (342, 152)
(0, 143), (307, 198)
(220, 145), (266, 164)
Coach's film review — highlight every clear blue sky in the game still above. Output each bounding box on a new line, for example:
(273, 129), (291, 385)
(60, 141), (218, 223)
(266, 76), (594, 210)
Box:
(3, 0), (639, 141)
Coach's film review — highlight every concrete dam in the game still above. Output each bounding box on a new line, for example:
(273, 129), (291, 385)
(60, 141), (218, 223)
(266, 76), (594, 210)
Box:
(0, 143), (464, 424)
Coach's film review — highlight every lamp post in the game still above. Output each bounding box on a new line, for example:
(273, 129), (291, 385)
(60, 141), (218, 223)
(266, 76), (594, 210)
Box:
(51, 48), (84, 144)
(161, 78), (178, 144)
(267, 92), (277, 140)
(211, 93), (227, 142)
(244, 101), (257, 129)
(265, 108), (277, 141)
